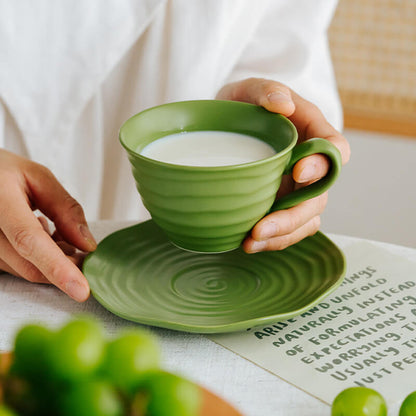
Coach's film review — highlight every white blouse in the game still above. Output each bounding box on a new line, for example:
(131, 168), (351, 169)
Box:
(0, 0), (341, 221)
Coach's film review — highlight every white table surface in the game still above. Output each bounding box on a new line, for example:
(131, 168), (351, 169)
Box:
(1, 221), (415, 416)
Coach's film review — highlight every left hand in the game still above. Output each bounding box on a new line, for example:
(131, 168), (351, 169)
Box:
(216, 78), (350, 253)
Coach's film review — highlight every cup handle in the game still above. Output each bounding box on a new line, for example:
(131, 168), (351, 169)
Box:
(269, 138), (342, 212)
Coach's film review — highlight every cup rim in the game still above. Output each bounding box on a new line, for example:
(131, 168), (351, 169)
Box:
(119, 100), (298, 171)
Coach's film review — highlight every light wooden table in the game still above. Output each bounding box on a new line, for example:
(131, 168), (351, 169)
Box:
(1, 221), (415, 416)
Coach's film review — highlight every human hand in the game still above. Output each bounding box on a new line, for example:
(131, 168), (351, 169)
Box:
(0, 150), (96, 301)
(216, 78), (350, 252)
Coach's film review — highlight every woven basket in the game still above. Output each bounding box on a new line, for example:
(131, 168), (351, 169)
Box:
(329, 0), (416, 136)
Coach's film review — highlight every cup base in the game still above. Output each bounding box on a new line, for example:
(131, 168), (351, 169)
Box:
(162, 230), (244, 254)
(170, 240), (239, 254)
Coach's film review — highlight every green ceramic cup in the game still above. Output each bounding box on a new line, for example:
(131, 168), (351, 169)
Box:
(119, 100), (342, 253)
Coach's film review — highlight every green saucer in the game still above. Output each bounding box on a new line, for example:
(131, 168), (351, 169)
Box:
(83, 221), (346, 333)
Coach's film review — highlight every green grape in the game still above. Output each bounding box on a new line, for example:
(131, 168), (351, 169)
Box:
(5, 319), (204, 416)
(332, 387), (387, 416)
(100, 329), (161, 395)
(11, 324), (53, 380)
(59, 380), (124, 416)
(47, 318), (105, 382)
(136, 371), (201, 416)
(0, 405), (18, 416)
(400, 391), (416, 416)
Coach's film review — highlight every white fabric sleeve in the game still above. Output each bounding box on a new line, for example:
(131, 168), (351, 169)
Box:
(225, 0), (343, 131)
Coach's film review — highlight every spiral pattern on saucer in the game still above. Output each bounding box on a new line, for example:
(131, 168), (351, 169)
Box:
(84, 221), (346, 333)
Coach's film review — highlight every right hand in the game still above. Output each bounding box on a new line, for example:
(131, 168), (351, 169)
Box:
(0, 149), (96, 302)
(217, 78), (350, 252)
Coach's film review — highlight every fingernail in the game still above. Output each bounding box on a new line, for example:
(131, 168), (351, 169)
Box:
(247, 240), (268, 254)
(65, 280), (90, 302)
(267, 91), (291, 105)
(298, 165), (317, 183)
(80, 224), (97, 250)
(258, 222), (278, 240)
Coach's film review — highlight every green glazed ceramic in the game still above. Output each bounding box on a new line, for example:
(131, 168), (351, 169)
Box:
(83, 220), (346, 334)
(119, 100), (341, 253)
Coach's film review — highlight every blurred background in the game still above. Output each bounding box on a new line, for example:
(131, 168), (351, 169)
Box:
(321, 0), (416, 247)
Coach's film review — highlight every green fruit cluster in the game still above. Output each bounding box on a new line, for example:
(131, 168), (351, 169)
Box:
(0, 318), (201, 416)
(332, 387), (416, 416)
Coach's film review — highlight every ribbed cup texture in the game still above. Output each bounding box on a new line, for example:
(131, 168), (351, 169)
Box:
(129, 153), (288, 252)
(119, 100), (300, 252)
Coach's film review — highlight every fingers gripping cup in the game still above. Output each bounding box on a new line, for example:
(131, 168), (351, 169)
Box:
(119, 100), (341, 253)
